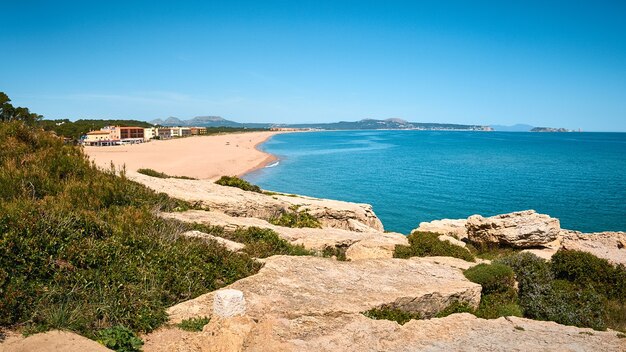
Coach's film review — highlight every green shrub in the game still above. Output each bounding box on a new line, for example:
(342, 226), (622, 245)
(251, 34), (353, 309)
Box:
(97, 326), (143, 352)
(269, 206), (321, 228)
(215, 176), (261, 193)
(362, 307), (421, 325)
(394, 231), (475, 262)
(435, 301), (475, 318)
(474, 292), (523, 319)
(463, 263), (516, 296)
(231, 227), (313, 258)
(137, 168), (197, 180)
(322, 245), (348, 261)
(0, 121), (261, 338)
(177, 317), (210, 332)
(551, 250), (626, 300)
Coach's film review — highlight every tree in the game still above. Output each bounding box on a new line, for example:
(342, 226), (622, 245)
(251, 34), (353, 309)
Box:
(0, 92), (42, 125)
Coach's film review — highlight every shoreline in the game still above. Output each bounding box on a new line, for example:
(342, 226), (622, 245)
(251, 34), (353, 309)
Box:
(84, 131), (284, 181)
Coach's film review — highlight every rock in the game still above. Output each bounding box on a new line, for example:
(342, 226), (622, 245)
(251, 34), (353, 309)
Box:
(166, 255), (481, 324)
(466, 210), (560, 248)
(560, 231), (626, 266)
(161, 210), (407, 261)
(182, 230), (245, 252)
(414, 218), (468, 240)
(438, 234), (467, 248)
(214, 289), (247, 318)
(1, 330), (112, 352)
(129, 172), (383, 232)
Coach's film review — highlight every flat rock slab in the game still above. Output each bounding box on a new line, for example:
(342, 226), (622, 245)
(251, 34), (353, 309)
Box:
(162, 210), (408, 260)
(166, 255), (481, 323)
(414, 218), (468, 240)
(129, 172), (384, 232)
(1, 330), (112, 352)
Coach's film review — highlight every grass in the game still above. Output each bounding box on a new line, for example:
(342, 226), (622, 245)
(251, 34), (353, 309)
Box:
(269, 206), (322, 228)
(465, 242), (521, 261)
(435, 302), (475, 318)
(362, 307), (422, 325)
(137, 168), (197, 180)
(184, 223), (314, 258)
(0, 121), (261, 339)
(394, 231), (475, 262)
(177, 317), (210, 332)
(463, 263), (523, 320)
(97, 326), (143, 352)
(215, 175), (262, 193)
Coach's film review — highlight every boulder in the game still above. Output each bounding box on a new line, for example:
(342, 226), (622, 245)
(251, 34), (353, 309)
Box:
(414, 218), (468, 240)
(182, 230), (245, 252)
(161, 210), (407, 261)
(213, 289), (247, 318)
(466, 210), (560, 248)
(560, 231), (626, 266)
(129, 172), (383, 232)
(438, 234), (467, 248)
(166, 255), (481, 323)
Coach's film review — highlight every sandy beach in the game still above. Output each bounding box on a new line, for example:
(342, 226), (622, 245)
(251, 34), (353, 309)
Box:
(84, 131), (282, 180)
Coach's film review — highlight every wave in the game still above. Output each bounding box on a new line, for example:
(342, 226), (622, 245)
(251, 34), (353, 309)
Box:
(265, 161), (280, 168)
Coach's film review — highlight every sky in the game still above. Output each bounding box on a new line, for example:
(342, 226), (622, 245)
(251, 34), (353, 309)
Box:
(1, 0), (625, 131)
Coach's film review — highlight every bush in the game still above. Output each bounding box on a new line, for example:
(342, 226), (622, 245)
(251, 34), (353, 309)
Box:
(463, 263), (516, 296)
(97, 326), (143, 352)
(435, 301), (475, 318)
(215, 176), (261, 193)
(362, 307), (421, 325)
(394, 231), (475, 262)
(231, 227), (313, 258)
(269, 206), (321, 228)
(0, 121), (261, 337)
(463, 263), (521, 319)
(177, 317), (210, 332)
(137, 168), (196, 180)
(551, 250), (626, 300)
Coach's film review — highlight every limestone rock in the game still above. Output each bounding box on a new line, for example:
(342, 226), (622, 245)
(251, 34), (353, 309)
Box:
(560, 231), (626, 266)
(414, 218), (468, 240)
(129, 172), (383, 232)
(213, 289), (246, 318)
(466, 210), (560, 248)
(161, 210), (407, 261)
(166, 255), (481, 323)
(438, 234), (467, 248)
(1, 330), (112, 352)
(182, 230), (245, 252)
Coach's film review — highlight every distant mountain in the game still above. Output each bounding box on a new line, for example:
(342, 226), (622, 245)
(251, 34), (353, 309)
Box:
(490, 124), (535, 132)
(278, 118), (492, 131)
(150, 116), (492, 131)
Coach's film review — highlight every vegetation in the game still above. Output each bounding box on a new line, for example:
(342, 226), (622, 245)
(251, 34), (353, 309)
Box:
(465, 242), (520, 261)
(362, 307), (422, 325)
(38, 119), (152, 140)
(322, 245), (348, 261)
(0, 92), (42, 125)
(184, 223), (313, 258)
(215, 175), (262, 193)
(97, 326), (143, 352)
(463, 263), (522, 319)
(0, 105), (261, 339)
(269, 206), (322, 228)
(496, 251), (626, 331)
(137, 168), (197, 180)
(394, 231), (475, 262)
(435, 301), (475, 318)
(177, 317), (210, 332)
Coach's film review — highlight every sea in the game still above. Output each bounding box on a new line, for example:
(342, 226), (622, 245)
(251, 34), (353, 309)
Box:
(245, 131), (626, 234)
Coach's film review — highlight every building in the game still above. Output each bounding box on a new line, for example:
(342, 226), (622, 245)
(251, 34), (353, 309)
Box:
(119, 126), (144, 144)
(83, 130), (114, 146)
(190, 127), (207, 135)
(158, 128), (172, 139)
(143, 127), (157, 141)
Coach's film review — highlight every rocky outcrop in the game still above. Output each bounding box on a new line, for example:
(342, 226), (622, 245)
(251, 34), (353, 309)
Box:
(161, 210), (407, 261)
(466, 210), (560, 248)
(166, 255), (482, 323)
(182, 230), (245, 252)
(129, 172), (384, 232)
(561, 231), (626, 266)
(1, 330), (112, 352)
(414, 218), (468, 240)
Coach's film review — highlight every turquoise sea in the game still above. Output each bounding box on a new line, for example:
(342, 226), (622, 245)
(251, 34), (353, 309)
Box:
(245, 131), (626, 234)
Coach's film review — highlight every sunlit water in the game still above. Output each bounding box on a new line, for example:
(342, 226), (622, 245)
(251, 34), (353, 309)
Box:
(245, 131), (626, 234)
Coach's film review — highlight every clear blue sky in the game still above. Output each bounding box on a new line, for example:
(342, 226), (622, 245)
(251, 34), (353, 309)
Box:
(2, 0), (625, 131)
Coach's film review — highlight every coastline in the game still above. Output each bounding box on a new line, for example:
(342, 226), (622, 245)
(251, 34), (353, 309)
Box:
(84, 131), (283, 181)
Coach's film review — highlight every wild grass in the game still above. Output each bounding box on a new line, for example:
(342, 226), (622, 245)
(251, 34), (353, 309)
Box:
(362, 307), (421, 325)
(137, 168), (197, 180)
(269, 206), (322, 228)
(0, 121), (260, 338)
(177, 317), (210, 332)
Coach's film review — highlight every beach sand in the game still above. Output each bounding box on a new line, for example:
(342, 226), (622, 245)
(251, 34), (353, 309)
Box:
(84, 131), (282, 180)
